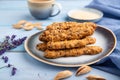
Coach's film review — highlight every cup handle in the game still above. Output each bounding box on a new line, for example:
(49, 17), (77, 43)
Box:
(50, 3), (62, 17)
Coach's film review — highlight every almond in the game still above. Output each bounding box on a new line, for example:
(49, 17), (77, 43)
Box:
(13, 24), (23, 29)
(23, 25), (34, 31)
(33, 23), (42, 30)
(54, 70), (73, 80)
(36, 26), (43, 30)
(17, 20), (27, 25)
(76, 65), (92, 76)
(24, 22), (33, 26)
(86, 75), (106, 80)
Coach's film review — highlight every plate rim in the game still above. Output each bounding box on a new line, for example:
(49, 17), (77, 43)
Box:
(24, 25), (117, 67)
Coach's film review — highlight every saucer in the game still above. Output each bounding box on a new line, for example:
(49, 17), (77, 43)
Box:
(67, 8), (103, 22)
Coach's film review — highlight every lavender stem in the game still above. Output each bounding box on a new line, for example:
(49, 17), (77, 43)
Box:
(0, 65), (7, 69)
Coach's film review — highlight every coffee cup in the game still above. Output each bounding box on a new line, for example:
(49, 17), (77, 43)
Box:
(28, 0), (62, 19)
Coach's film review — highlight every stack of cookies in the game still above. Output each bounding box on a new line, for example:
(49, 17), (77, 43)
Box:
(36, 22), (102, 59)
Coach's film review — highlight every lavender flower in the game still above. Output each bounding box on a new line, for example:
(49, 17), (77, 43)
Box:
(1, 56), (4, 59)
(0, 35), (26, 76)
(0, 35), (27, 55)
(11, 35), (16, 41)
(6, 36), (10, 40)
(7, 64), (12, 67)
(1, 56), (8, 63)
(4, 56), (8, 63)
(0, 49), (6, 55)
(11, 67), (17, 76)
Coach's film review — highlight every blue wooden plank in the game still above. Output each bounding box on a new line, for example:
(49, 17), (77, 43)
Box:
(0, 52), (120, 80)
(0, 0), (120, 79)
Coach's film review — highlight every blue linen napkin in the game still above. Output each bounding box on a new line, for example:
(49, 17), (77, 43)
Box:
(86, 0), (120, 76)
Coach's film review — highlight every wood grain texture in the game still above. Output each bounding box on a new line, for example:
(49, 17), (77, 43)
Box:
(0, 1), (120, 80)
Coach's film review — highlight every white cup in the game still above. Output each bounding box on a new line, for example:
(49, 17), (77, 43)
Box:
(28, 0), (62, 19)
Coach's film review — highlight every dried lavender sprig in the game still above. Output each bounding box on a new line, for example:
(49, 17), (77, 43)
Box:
(0, 35), (26, 76)
(8, 64), (12, 67)
(0, 64), (17, 76)
(11, 35), (16, 41)
(0, 64), (12, 69)
(12, 37), (27, 47)
(0, 49), (6, 55)
(0, 65), (7, 69)
(1, 56), (9, 63)
(0, 35), (26, 49)
(11, 67), (17, 76)
(0, 63), (17, 76)
(0, 35), (27, 55)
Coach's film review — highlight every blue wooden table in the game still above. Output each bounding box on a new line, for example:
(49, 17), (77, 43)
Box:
(0, 0), (120, 80)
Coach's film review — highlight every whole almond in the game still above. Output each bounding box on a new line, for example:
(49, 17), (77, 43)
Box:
(54, 70), (73, 80)
(86, 75), (106, 80)
(23, 25), (34, 31)
(36, 26), (42, 30)
(17, 20), (27, 25)
(33, 23), (42, 30)
(24, 22), (33, 27)
(13, 24), (23, 29)
(76, 65), (92, 76)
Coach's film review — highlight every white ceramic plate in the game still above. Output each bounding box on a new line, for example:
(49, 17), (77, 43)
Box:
(24, 26), (116, 67)
(67, 8), (103, 22)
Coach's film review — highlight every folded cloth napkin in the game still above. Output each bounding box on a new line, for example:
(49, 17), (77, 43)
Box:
(86, 0), (120, 76)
